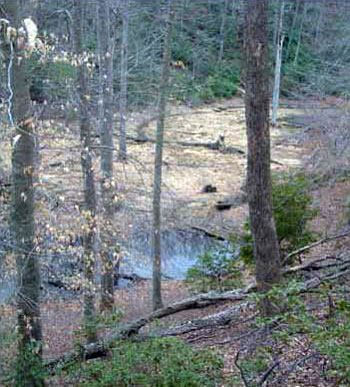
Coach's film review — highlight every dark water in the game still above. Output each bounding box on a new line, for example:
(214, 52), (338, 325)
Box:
(0, 229), (218, 300)
(120, 229), (214, 280)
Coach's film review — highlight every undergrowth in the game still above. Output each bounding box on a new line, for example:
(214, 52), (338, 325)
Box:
(67, 337), (225, 387)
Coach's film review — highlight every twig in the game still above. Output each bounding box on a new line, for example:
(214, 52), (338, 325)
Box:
(257, 360), (280, 386)
(276, 353), (319, 385)
(235, 350), (250, 387)
(214, 327), (261, 346)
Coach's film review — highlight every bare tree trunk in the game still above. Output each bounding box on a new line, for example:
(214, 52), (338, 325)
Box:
(244, 0), (281, 317)
(97, 0), (116, 314)
(73, 0), (98, 343)
(3, 1), (44, 385)
(152, 0), (174, 311)
(294, 2), (307, 66)
(218, 0), (228, 63)
(286, 1), (300, 60)
(271, 1), (285, 126)
(119, 0), (129, 160)
(0, 18), (3, 387)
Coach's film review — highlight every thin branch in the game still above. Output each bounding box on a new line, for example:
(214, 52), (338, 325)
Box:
(257, 360), (280, 386)
(284, 231), (350, 263)
(235, 350), (250, 387)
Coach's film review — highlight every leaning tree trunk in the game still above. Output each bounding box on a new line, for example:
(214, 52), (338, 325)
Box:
(152, 0), (174, 311)
(271, 1), (285, 126)
(97, 0), (116, 313)
(73, 0), (98, 343)
(244, 0), (281, 317)
(3, 1), (44, 385)
(119, 0), (129, 160)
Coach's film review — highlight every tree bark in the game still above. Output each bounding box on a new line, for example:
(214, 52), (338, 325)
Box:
(97, 0), (116, 314)
(119, 0), (129, 160)
(3, 1), (44, 385)
(218, 0), (228, 63)
(152, 0), (174, 311)
(73, 0), (98, 343)
(271, 1), (285, 126)
(244, 0), (281, 317)
(294, 2), (307, 66)
(285, 1), (300, 60)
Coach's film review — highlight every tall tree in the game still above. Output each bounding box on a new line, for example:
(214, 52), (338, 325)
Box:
(119, 0), (129, 160)
(97, 0), (116, 313)
(3, 1), (44, 384)
(218, 0), (228, 63)
(244, 0), (281, 316)
(271, 1), (285, 126)
(152, 0), (174, 311)
(294, 1), (307, 66)
(73, 0), (98, 343)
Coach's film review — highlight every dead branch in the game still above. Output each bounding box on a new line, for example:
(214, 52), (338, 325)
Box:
(284, 231), (350, 263)
(46, 289), (250, 370)
(235, 350), (250, 387)
(47, 255), (350, 371)
(257, 360), (280, 386)
(148, 302), (253, 338)
(283, 256), (350, 274)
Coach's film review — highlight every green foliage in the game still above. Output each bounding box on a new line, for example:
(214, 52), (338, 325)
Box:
(311, 297), (350, 384)
(15, 340), (47, 387)
(239, 173), (318, 265)
(238, 347), (270, 380)
(29, 54), (76, 103)
(273, 173), (318, 252)
(257, 281), (350, 385)
(171, 63), (240, 104)
(186, 242), (241, 293)
(68, 337), (224, 387)
(201, 65), (240, 101)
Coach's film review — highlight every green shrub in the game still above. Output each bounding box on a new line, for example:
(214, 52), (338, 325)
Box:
(265, 282), (350, 385)
(186, 242), (241, 293)
(29, 54), (76, 103)
(170, 63), (240, 104)
(68, 337), (224, 387)
(311, 297), (350, 384)
(239, 173), (318, 265)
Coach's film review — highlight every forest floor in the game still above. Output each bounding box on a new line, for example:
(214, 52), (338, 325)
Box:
(2, 97), (350, 386)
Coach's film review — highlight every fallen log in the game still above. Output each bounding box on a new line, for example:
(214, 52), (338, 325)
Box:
(189, 225), (226, 241)
(147, 302), (253, 339)
(46, 288), (250, 370)
(126, 134), (246, 156)
(47, 255), (350, 371)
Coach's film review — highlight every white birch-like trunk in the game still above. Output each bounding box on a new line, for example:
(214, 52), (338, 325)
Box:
(119, 0), (129, 160)
(271, 1), (285, 127)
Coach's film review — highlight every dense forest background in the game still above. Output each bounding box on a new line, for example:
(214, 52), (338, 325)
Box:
(2, 1), (350, 386)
